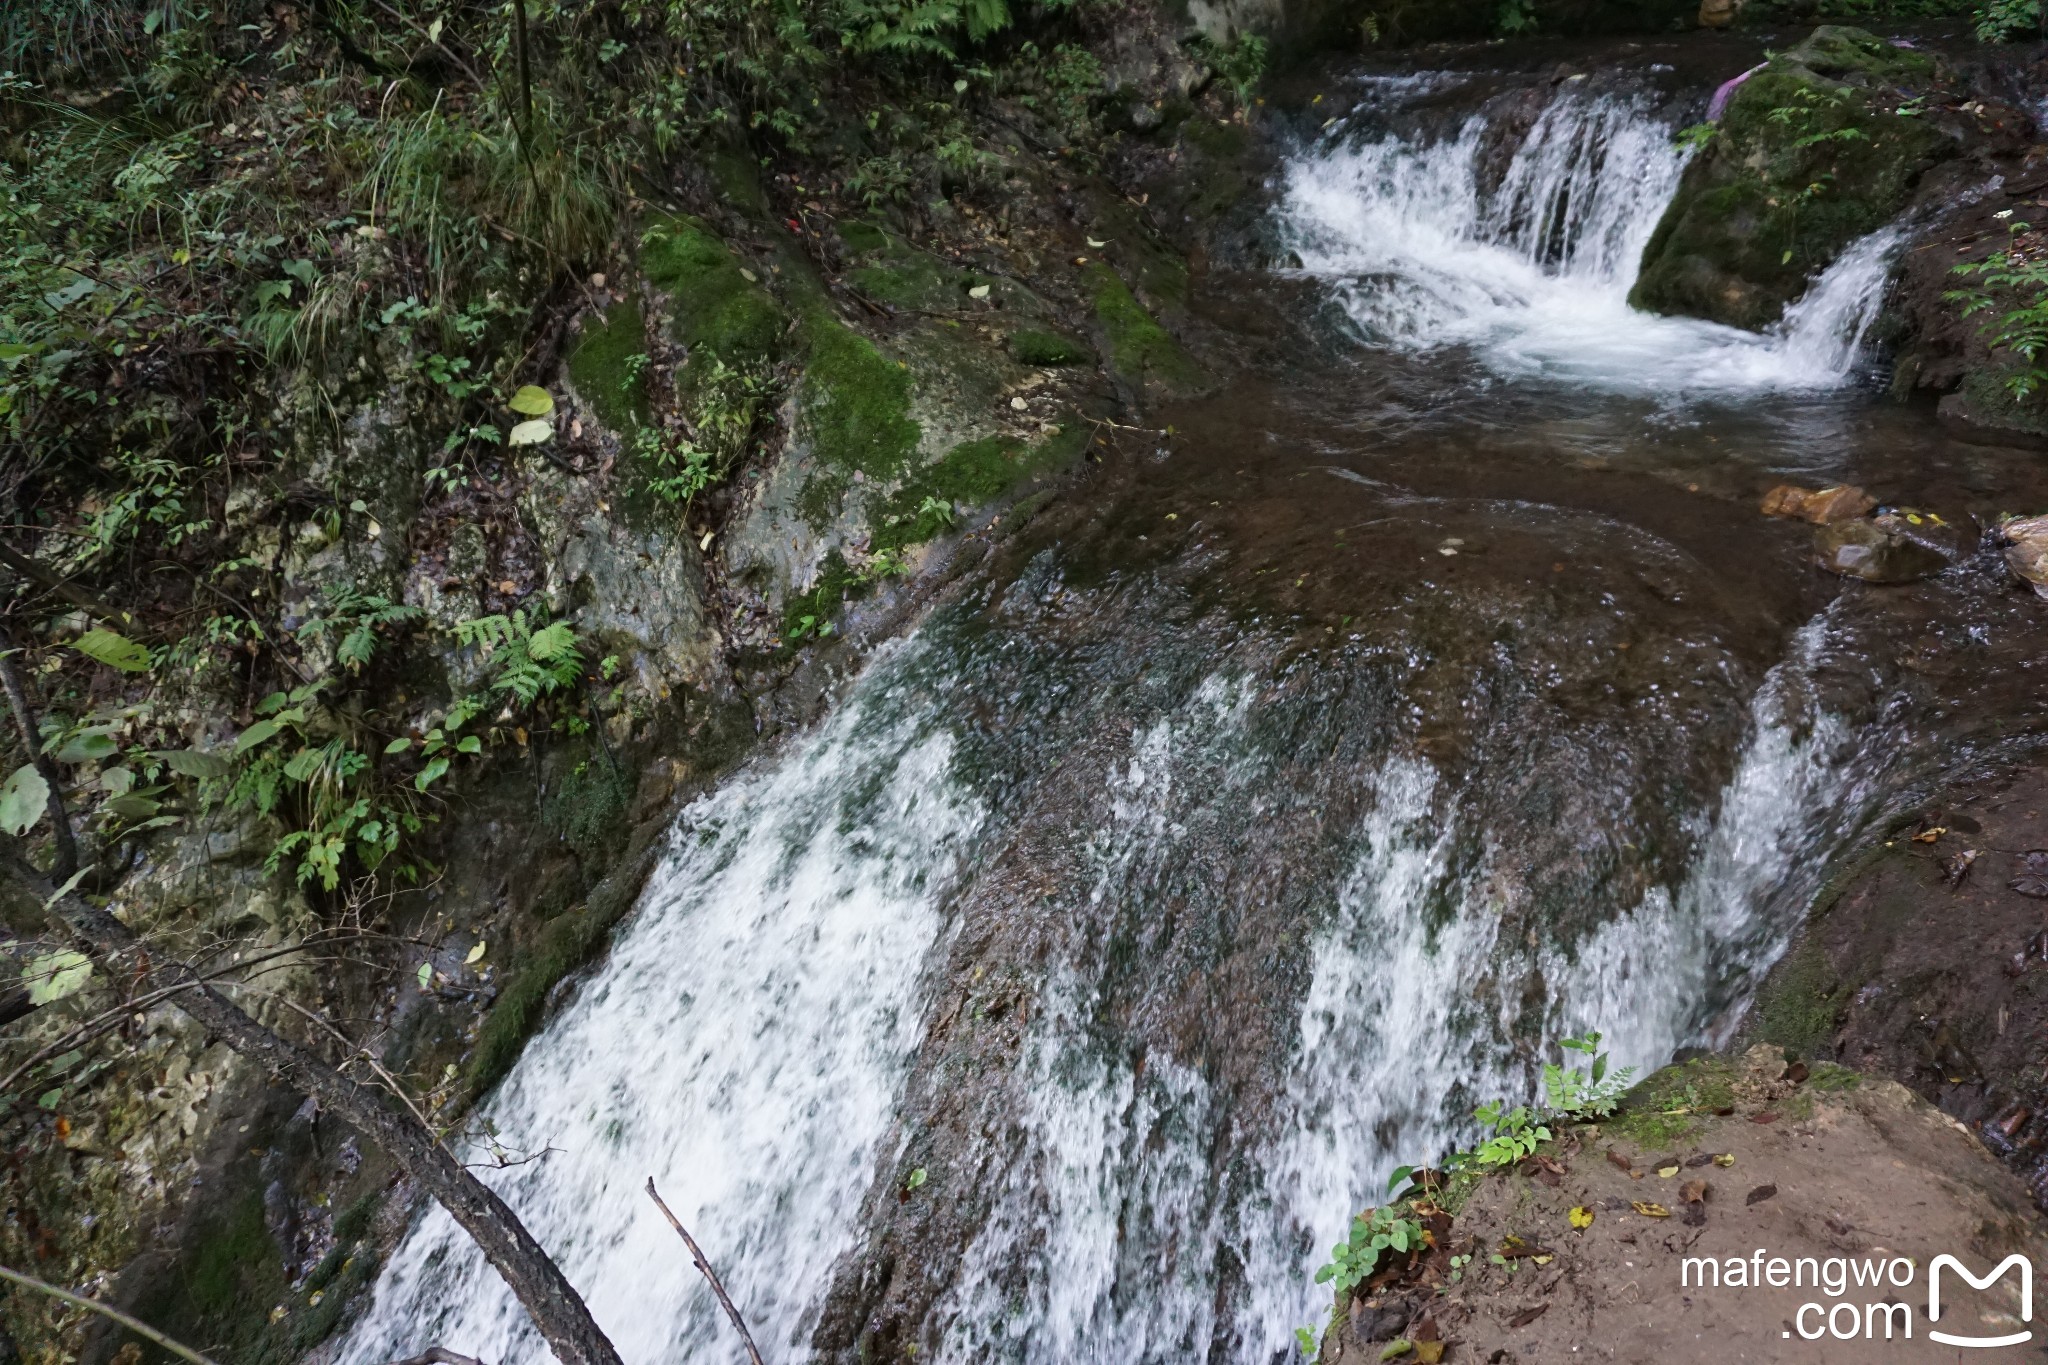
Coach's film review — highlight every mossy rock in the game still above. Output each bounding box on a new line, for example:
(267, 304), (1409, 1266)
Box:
(640, 214), (786, 365)
(1603, 1055), (1742, 1147)
(567, 294), (651, 434)
(1749, 934), (1848, 1059)
(1008, 328), (1092, 366)
(797, 313), (922, 484)
(1086, 263), (1204, 397)
(1631, 26), (1952, 330)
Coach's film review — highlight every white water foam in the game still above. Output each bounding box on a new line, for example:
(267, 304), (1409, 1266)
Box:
(334, 640), (984, 1365)
(1281, 93), (1902, 393)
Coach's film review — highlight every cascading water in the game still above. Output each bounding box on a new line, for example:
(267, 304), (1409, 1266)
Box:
(334, 60), (1957, 1365)
(1280, 87), (1902, 392)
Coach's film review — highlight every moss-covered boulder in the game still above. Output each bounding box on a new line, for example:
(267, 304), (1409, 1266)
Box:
(1631, 26), (1954, 331)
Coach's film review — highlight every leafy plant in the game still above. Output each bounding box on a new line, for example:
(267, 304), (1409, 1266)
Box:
(1497, 0), (1539, 34)
(1975, 0), (2042, 41)
(1949, 238), (2048, 401)
(1674, 122), (1718, 153)
(1459, 1102), (1551, 1170)
(1313, 1204), (1426, 1297)
(1543, 1030), (1634, 1119)
(296, 587), (423, 674)
(454, 609), (586, 705)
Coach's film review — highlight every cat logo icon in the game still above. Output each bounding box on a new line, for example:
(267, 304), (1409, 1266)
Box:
(1929, 1254), (2034, 1348)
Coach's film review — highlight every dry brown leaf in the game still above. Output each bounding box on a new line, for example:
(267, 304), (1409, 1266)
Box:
(1680, 1179), (1708, 1204)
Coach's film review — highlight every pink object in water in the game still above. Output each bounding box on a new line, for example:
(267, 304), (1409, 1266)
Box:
(1706, 63), (1767, 122)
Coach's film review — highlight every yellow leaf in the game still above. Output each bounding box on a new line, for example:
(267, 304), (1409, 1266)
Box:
(1712, 1153), (1735, 1168)
(509, 385), (554, 416)
(1631, 1201), (1670, 1218)
(1531, 1255), (1553, 1266)
(1568, 1205), (1594, 1229)
(1656, 1163), (1679, 1178)
(1414, 1344), (1443, 1365)
(465, 941), (486, 964)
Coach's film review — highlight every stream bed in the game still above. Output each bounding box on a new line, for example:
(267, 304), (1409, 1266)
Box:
(335, 42), (2048, 1365)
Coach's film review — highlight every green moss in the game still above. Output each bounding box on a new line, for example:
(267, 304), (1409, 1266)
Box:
(707, 146), (769, 215)
(798, 314), (921, 483)
(872, 423), (1089, 552)
(639, 215), (785, 365)
(1751, 935), (1845, 1059)
(1008, 328), (1091, 366)
(544, 753), (632, 863)
(567, 294), (650, 433)
(125, 1181), (291, 1365)
(838, 219), (890, 255)
(781, 550), (863, 642)
(1632, 28), (1951, 329)
(1087, 263), (1203, 395)
(1605, 1057), (1739, 1147)
(850, 254), (968, 311)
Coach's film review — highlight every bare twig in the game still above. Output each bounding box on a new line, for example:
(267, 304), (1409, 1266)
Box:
(643, 1180), (766, 1365)
(0, 541), (129, 625)
(0, 1264), (223, 1365)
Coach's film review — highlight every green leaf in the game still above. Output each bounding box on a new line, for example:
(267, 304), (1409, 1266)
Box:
(905, 1166), (928, 1191)
(508, 385), (555, 416)
(414, 755), (450, 791)
(456, 736), (482, 754)
(54, 731), (118, 764)
(417, 961), (433, 989)
(508, 418), (553, 447)
(26, 950), (91, 1006)
(72, 628), (151, 673)
(384, 737), (413, 754)
(235, 718), (283, 753)
(105, 793), (162, 823)
(153, 748), (230, 779)
(0, 765), (49, 836)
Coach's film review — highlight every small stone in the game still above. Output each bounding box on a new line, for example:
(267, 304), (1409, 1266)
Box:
(1814, 518), (1947, 583)
(2001, 513), (2048, 599)
(1010, 396), (1028, 410)
(589, 272), (606, 288)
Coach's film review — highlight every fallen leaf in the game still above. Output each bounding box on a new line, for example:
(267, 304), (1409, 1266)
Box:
(1413, 1344), (1443, 1365)
(509, 418), (553, 447)
(1943, 848), (1979, 888)
(1751, 1111), (1778, 1124)
(1680, 1180), (1708, 1204)
(1087, 236), (1108, 248)
(969, 283), (991, 299)
(465, 941), (486, 964)
(1682, 1204), (1707, 1227)
(1712, 1153), (1736, 1168)
(2010, 850), (2048, 898)
(1630, 1202), (1670, 1218)
(1568, 1205), (1594, 1229)
(1606, 1150), (1634, 1174)
(1685, 1152), (1716, 1168)
(1746, 1184), (1777, 1205)
(1507, 1304), (1549, 1329)
(1379, 1341), (1412, 1362)
(1656, 1163), (1680, 1178)
(1913, 825), (1948, 843)
(739, 267), (758, 283)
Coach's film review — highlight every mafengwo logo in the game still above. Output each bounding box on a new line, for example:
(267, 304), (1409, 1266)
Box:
(1681, 1249), (2033, 1347)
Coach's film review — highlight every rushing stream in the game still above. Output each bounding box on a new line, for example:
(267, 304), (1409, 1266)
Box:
(336, 49), (2048, 1365)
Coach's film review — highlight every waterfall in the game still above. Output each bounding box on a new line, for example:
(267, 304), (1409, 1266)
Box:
(335, 636), (986, 1365)
(1280, 89), (1902, 393)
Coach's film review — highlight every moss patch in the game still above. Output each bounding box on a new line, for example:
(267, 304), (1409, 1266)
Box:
(1751, 935), (1847, 1059)
(850, 255), (970, 312)
(127, 1180), (291, 1365)
(544, 754), (632, 863)
(1605, 1056), (1740, 1148)
(1008, 328), (1092, 366)
(798, 314), (921, 484)
(1087, 263), (1203, 395)
(567, 294), (650, 433)
(640, 214), (786, 365)
(1632, 26), (1952, 329)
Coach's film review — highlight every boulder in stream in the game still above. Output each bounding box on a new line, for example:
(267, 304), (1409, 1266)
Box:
(2000, 513), (2048, 599)
(1759, 481), (1874, 524)
(1632, 27), (1954, 331)
(1818, 507), (1957, 581)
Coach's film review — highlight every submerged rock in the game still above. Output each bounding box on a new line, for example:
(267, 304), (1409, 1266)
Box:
(1813, 514), (1948, 582)
(1632, 27), (1953, 330)
(1759, 481), (1874, 524)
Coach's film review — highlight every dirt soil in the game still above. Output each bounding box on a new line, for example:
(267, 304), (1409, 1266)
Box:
(1320, 1047), (2048, 1364)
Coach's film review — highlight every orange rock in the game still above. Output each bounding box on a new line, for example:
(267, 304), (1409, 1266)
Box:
(1759, 483), (1875, 524)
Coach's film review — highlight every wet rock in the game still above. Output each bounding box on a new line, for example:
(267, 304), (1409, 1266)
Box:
(2000, 513), (2048, 599)
(1813, 516), (1948, 583)
(1632, 27), (1954, 330)
(1697, 0), (1740, 28)
(1759, 482), (1873, 524)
